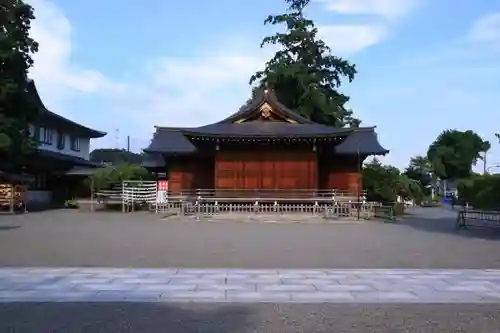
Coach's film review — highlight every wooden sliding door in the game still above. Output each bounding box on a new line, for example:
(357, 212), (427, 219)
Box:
(215, 150), (318, 190)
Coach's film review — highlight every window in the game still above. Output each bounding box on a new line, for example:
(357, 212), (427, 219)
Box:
(27, 174), (47, 190)
(39, 127), (53, 145)
(57, 131), (66, 150)
(70, 135), (80, 151)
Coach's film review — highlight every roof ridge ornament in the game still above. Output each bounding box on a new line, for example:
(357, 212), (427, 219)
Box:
(260, 102), (273, 119)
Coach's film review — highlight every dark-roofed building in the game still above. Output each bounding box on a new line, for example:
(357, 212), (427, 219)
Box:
(144, 88), (388, 195)
(0, 81), (106, 209)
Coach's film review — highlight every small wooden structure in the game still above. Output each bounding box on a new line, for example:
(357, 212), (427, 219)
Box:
(0, 183), (27, 213)
(144, 88), (389, 198)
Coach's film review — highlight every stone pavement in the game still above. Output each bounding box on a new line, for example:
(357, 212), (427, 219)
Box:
(1, 268), (500, 303)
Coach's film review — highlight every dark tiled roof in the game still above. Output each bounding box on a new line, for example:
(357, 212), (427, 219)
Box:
(334, 129), (389, 156)
(143, 129), (197, 154)
(38, 150), (103, 166)
(29, 80), (106, 138)
(141, 153), (166, 168)
(65, 166), (103, 176)
(218, 87), (314, 124)
(182, 121), (354, 138)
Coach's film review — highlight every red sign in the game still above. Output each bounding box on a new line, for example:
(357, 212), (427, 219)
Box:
(157, 180), (168, 191)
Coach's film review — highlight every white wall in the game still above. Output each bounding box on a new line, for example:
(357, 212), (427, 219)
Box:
(29, 124), (91, 160)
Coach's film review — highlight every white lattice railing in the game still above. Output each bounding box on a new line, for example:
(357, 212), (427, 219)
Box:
(155, 201), (381, 219)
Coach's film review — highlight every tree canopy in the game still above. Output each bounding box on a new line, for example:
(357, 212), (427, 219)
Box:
(89, 164), (152, 191)
(403, 155), (433, 195)
(0, 0), (39, 169)
(363, 158), (423, 203)
(427, 130), (489, 180)
(90, 148), (144, 165)
(249, 0), (360, 127)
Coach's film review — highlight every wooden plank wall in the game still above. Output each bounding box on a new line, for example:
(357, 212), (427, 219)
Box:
(168, 157), (194, 194)
(318, 155), (362, 194)
(215, 150), (317, 190)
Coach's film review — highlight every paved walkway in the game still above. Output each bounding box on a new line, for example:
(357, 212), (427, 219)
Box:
(1, 268), (500, 303)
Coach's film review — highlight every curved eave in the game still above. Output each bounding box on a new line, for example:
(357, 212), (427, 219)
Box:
(334, 129), (389, 156)
(141, 153), (166, 169)
(143, 128), (197, 154)
(142, 149), (196, 155)
(181, 131), (347, 139)
(29, 80), (107, 138)
(180, 125), (372, 139)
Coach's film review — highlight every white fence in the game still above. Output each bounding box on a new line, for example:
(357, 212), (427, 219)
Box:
(121, 180), (157, 212)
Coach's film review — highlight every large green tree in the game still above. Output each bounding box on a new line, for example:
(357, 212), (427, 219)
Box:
(363, 158), (423, 203)
(427, 130), (489, 180)
(403, 155), (433, 195)
(249, 0), (360, 127)
(0, 0), (39, 169)
(90, 148), (144, 165)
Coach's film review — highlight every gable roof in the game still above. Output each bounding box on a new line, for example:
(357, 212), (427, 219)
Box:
(145, 124), (389, 156)
(145, 87), (389, 156)
(28, 80), (106, 138)
(218, 87), (315, 124)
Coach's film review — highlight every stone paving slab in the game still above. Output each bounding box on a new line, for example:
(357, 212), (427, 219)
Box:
(1, 268), (500, 303)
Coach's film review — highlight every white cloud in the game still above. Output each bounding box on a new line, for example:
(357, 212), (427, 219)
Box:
(315, 0), (418, 54)
(26, 0), (269, 145)
(317, 0), (418, 21)
(132, 45), (273, 129)
(318, 24), (387, 54)
(27, 0), (125, 109)
(467, 13), (500, 47)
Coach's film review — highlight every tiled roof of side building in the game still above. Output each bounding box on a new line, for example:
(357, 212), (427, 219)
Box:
(143, 128), (197, 154)
(38, 150), (103, 166)
(28, 80), (106, 138)
(334, 128), (389, 156)
(141, 153), (166, 168)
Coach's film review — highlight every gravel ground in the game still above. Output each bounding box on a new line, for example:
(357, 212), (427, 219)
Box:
(1, 208), (500, 268)
(0, 303), (499, 332)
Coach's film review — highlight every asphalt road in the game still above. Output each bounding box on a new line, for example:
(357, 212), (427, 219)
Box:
(1, 208), (500, 332)
(1, 208), (500, 268)
(0, 303), (499, 332)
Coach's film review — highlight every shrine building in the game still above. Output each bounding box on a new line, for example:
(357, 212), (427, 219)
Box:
(143, 88), (388, 196)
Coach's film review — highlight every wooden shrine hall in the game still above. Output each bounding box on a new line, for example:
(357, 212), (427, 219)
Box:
(144, 88), (389, 197)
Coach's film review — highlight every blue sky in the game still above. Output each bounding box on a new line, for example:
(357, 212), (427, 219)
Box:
(27, 0), (500, 171)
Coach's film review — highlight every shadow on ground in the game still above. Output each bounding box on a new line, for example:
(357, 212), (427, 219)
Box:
(0, 303), (252, 333)
(0, 225), (20, 231)
(1, 303), (500, 333)
(399, 207), (500, 240)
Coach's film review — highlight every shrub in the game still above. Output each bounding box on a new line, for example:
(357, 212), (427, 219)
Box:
(457, 174), (500, 210)
(89, 164), (153, 191)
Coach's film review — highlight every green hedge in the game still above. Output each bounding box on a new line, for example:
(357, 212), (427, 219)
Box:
(88, 164), (153, 191)
(457, 174), (500, 210)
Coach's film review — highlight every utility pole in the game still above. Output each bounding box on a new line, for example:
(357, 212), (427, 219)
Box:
(126, 135), (130, 152)
(356, 140), (361, 221)
(115, 128), (120, 149)
(484, 151), (487, 174)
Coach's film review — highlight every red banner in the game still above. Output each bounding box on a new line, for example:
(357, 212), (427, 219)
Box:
(157, 180), (168, 191)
